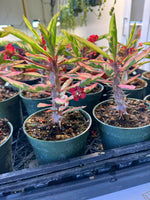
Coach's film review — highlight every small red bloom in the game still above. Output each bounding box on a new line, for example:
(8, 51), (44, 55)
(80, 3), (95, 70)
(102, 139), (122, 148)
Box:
(139, 42), (143, 47)
(88, 34), (99, 43)
(41, 33), (46, 45)
(69, 86), (86, 101)
(3, 43), (15, 60)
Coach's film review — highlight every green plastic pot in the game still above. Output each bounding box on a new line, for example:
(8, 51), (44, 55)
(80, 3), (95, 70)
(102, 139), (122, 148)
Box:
(69, 83), (104, 116)
(0, 91), (23, 132)
(142, 72), (150, 96)
(123, 78), (147, 99)
(93, 99), (150, 149)
(19, 90), (52, 116)
(23, 109), (92, 164)
(0, 122), (13, 174)
(104, 78), (147, 100)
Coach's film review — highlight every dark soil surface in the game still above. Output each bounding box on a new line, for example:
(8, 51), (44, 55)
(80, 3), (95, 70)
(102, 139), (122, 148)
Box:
(0, 118), (10, 145)
(94, 99), (150, 128)
(0, 86), (18, 101)
(128, 78), (146, 89)
(143, 72), (150, 79)
(25, 110), (90, 141)
(22, 91), (50, 99)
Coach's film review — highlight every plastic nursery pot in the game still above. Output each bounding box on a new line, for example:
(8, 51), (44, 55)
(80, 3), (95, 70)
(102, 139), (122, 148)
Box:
(19, 90), (52, 116)
(69, 83), (104, 116)
(123, 78), (147, 99)
(0, 90), (23, 132)
(93, 99), (150, 150)
(142, 72), (150, 96)
(0, 122), (13, 174)
(23, 109), (92, 165)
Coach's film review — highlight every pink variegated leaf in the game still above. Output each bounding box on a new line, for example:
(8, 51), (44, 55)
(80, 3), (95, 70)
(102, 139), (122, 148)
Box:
(78, 62), (96, 72)
(37, 103), (52, 108)
(67, 82), (80, 90)
(59, 102), (69, 112)
(24, 72), (47, 78)
(76, 72), (91, 80)
(119, 84), (136, 90)
(121, 47), (150, 70)
(4, 71), (23, 76)
(26, 52), (49, 61)
(31, 83), (52, 93)
(61, 78), (73, 90)
(1, 76), (32, 90)
(62, 106), (86, 114)
(67, 65), (81, 74)
(55, 95), (69, 104)
(84, 83), (98, 93)
(123, 74), (139, 85)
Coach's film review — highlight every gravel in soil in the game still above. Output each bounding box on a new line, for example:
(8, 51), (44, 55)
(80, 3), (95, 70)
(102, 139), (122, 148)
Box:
(0, 118), (10, 145)
(0, 86), (18, 101)
(22, 90), (51, 99)
(95, 99), (150, 128)
(25, 110), (90, 141)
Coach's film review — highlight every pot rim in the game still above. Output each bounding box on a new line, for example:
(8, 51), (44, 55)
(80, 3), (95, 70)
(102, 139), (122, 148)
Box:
(0, 122), (13, 147)
(23, 108), (92, 143)
(93, 98), (150, 130)
(19, 90), (52, 101)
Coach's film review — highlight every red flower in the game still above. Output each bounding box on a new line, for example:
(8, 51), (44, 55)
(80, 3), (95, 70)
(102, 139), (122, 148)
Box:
(69, 86), (86, 101)
(88, 35), (99, 43)
(3, 43), (15, 60)
(41, 33), (47, 50)
(41, 33), (46, 45)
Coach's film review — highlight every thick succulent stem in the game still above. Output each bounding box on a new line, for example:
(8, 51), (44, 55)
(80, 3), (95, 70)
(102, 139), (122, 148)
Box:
(49, 60), (62, 126)
(112, 62), (127, 115)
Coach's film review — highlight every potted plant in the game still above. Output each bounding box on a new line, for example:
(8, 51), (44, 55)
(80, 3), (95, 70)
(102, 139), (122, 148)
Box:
(2, 13), (94, 164)
(63, 14), (150, 149)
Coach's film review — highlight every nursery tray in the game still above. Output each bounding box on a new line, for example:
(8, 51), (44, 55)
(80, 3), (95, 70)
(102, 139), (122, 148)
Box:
(1, 69), (149, 199)
(0, 126), (150, 199)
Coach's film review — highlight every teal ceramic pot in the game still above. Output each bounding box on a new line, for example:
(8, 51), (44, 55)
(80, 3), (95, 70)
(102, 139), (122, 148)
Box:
(23, 109), (92, 164)
(0, 91), (23, 132)
(69, 83), (104, 116)
(123, 78), (147, 99)
(142, 72), (150, 96)
(104, 78), (147, 100)
(19, 90), (52, 116)
(0, 122), (13, 174)
(93, 99), (150, 149)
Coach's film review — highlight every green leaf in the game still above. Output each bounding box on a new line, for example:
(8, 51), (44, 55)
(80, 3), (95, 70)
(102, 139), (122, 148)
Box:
(0, 30), (9, 38)
(38, 24), (54, 58)
(62, 57), (82, 65)
(62, 30), (111, 60)
(104, 63), (113, 76)
(23, 16), (41, 41)
(127, 23), (136, 46)
(47, 12), (59, 51)
(109, 14), (117, 60)
(4, 26), (50, 57)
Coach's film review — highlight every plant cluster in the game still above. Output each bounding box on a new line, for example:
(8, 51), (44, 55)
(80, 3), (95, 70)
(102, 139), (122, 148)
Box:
(0, 13), (98, 128)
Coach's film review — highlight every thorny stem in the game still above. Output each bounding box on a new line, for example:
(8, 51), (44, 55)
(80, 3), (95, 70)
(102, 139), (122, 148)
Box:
(50, 60), (62, 127)
(112, 62), (127, 115)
